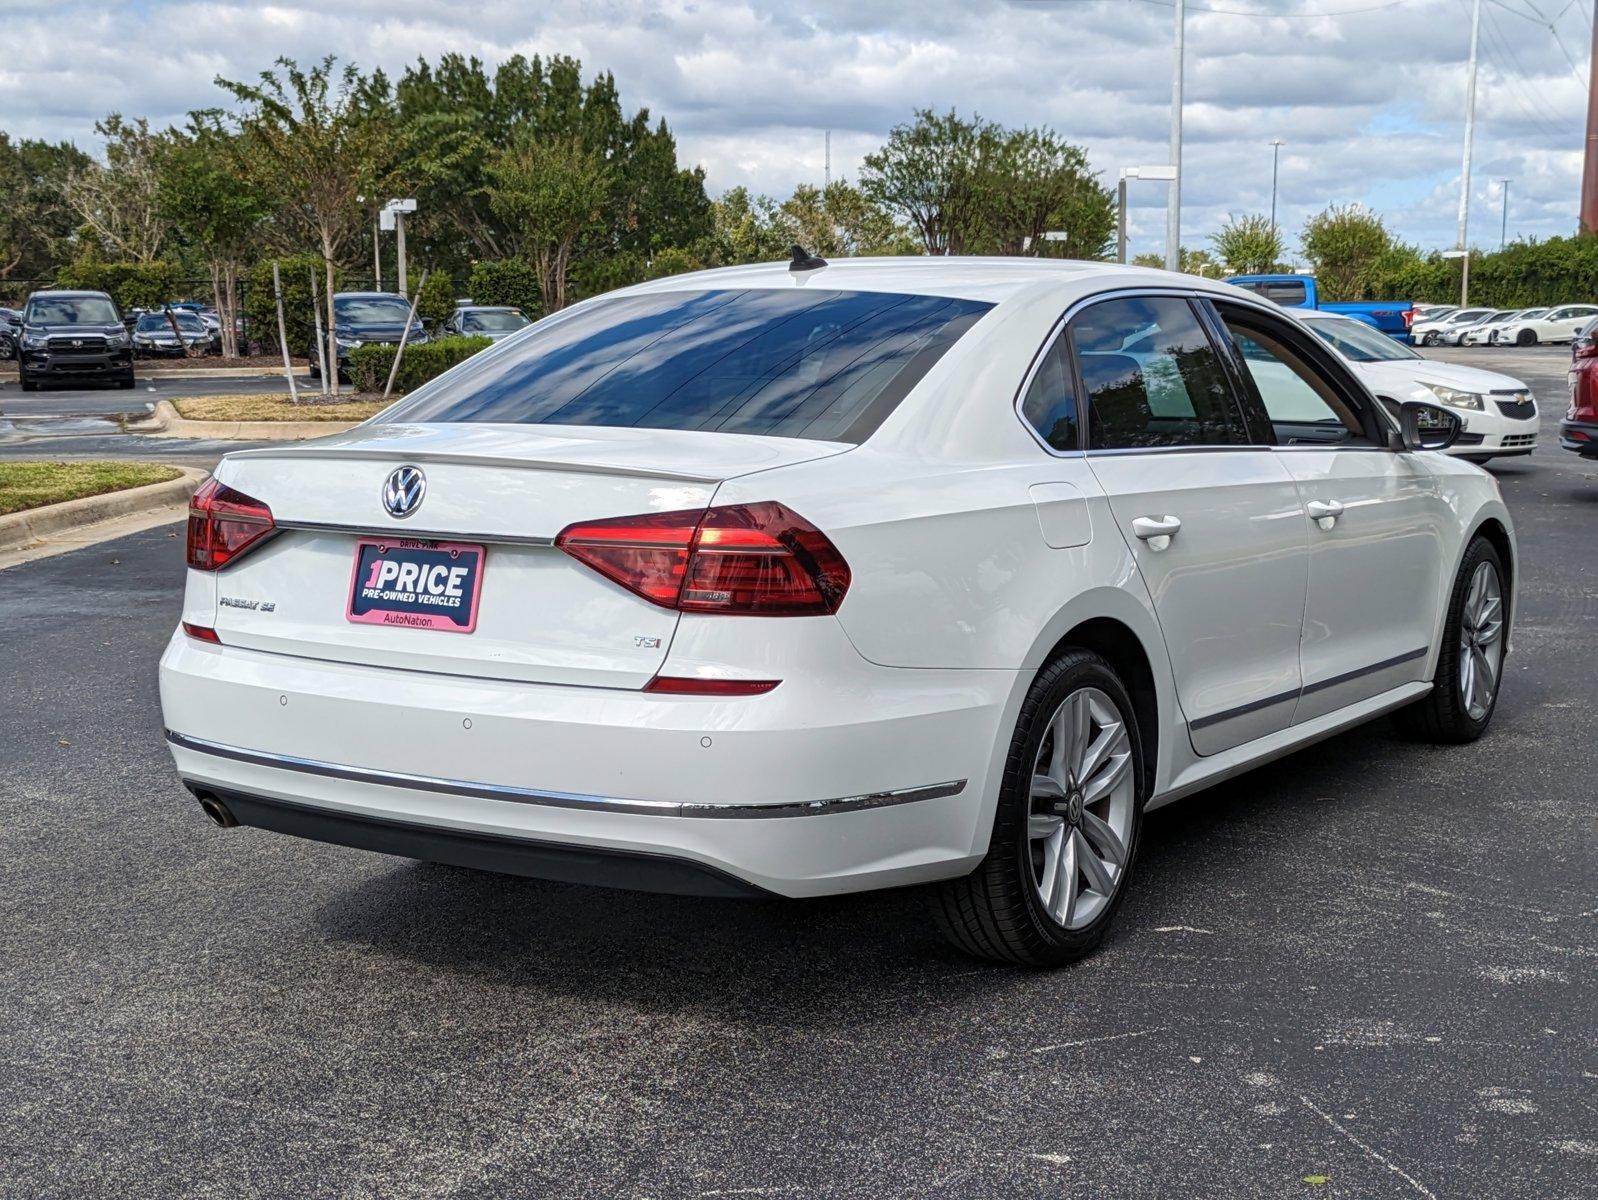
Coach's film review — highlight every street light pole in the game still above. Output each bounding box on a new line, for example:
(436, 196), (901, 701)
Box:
(1118, 173), (1130, 264)
(1457, 0), (1483, 305)
(1165, 0), (1185, 272)
(1499, 178), (1511, 248)
(1270, 139), (1285, 235)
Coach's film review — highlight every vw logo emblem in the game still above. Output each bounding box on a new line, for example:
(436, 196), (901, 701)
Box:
(382, 466), (426, 519)
(71, 339), (82, 347)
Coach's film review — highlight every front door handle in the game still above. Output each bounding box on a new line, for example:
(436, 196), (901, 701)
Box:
(1306, 499), (1344, 529)
(1131, 515), (1181, 550)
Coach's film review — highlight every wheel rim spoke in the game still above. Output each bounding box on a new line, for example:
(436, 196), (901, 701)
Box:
(1079, 809), (1127, 867)
(1049, 832), (1078, 924)
(1083, 746), (1132, 805)
(1073, 828), (1115, 896)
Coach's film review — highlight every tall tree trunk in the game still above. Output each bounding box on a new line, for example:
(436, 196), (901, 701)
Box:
(209, 261), (233, 359)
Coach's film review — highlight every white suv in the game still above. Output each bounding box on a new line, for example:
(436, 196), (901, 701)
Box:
(160, 261), (1516, 966)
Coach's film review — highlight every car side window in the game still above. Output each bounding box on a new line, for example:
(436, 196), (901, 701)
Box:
(1019, 332), (1078, 452)
(1070, 295), (1249, 450)
(1216, 308), (1372, 447)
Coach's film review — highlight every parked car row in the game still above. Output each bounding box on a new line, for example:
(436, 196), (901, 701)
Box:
(306, 295), (531, 381)
(1412, 304), (1598, 347)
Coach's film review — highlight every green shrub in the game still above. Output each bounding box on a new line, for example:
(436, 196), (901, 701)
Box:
(347, 334), (492, 395)
(243, 254), (344, 355)
(466, 259), (541, 315)
(414, 269), (457, 327)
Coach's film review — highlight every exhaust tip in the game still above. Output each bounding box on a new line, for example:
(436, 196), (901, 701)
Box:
(195, 792), (238, 828)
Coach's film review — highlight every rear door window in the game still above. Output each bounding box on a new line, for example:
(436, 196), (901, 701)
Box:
(1071, 295), (1251, 450)
(381, 288), (992, 443)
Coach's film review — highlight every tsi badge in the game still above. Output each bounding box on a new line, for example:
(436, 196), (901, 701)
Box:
(383, 466), (426, 519)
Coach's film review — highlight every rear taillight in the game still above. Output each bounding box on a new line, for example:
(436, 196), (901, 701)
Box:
(1574, 337), (1598, 360)
(1402, 309), (1416, 329)
(556, 501), (851, 616)
(186, 478), (275, 571)
(182, 622), (221, 643)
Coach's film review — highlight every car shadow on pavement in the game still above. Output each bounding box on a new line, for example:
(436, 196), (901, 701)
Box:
(311, 718), (1411, 1023)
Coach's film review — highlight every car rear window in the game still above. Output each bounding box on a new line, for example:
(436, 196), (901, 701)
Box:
(381, 288), (993, 442)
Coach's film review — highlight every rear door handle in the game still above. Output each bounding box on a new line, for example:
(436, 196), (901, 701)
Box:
(1306, 499), (1344, 528)
(1131, 515), (1181, 550)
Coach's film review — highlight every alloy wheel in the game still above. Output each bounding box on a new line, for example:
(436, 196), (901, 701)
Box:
(1459, 561), (1504, 721)
(1027, 686), (1136, 930)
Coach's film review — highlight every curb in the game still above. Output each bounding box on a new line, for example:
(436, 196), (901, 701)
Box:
(0, 466), (208, 554)
(1, 366), (309, 381)
(130, 399), (361, 441)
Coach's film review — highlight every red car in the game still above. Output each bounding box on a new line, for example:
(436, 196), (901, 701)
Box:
(1564, 317), (1598, 458)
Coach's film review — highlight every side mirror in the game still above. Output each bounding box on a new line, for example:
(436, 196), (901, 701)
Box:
(1398, 400), (1462, 452)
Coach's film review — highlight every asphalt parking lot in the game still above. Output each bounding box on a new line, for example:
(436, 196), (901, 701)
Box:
(1, 348), (1593, 1198)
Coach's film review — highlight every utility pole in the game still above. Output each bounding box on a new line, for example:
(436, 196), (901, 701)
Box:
(1166, 0), (1185, 272)
(395, 210), (408, 296)
(1457, 0), (1482, 305)
(1499, 178), (1512, 248)
(1582, 0), (1598, 233)
(1270, 139), (1285, 235)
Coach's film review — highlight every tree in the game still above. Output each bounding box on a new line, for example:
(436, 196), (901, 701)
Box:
(486, 134), (610, 312)
(1209, 213), (1283, 275)
(860, 109), (1001, 255)
(976, 127), (1114, 259)
(467, 258), (541, 313)
(63, 115), (174, 263)
(159, 118), (267, 357)
(1300, 204), (1392, 301)
(217, 57), (394, 388)
(0, 135), (92, 285)
(1132, 246), (1219, 275)
(768, 182), (916, 258)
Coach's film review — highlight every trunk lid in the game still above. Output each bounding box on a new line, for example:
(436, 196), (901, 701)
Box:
(205, 423), (851, 687)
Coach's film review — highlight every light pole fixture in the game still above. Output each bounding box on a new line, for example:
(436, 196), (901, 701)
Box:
(1270, 139), (1286, 235)
(380, 199), (419, 294)
(1118, 165), (1179, 265)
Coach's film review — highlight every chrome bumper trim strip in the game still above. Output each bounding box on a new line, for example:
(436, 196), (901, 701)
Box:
(165, 731), (966, 819)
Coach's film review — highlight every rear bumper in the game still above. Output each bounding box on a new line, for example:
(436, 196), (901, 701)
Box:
(158, 631), (1015, 897)
(1561, 419), (1598, 456)
(188, 783), (772, 897)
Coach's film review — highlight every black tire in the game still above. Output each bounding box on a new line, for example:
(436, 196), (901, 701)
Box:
(1422, 331), (1439, 346)
(116, 373), (135, 389)
(1393, 536), (1506, 744)
(933, 649), (1146, 967)
(19, 375), (37, 392)
(1515, 329), (1537, 347)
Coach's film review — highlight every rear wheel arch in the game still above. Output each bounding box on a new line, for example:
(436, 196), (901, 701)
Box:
(1038, 617), (1159, 797)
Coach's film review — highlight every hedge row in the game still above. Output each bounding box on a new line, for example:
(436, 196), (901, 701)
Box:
(346, 335), (493, 394)
(1368, 235), (1598, 308)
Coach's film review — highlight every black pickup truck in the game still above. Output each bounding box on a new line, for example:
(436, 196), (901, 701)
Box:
(17, 289), (135, 390)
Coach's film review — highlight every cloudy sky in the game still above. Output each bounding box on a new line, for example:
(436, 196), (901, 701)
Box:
(5, 0), (1591, 258)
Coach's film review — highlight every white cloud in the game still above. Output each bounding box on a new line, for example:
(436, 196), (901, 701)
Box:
(3, 0), (1589, 254)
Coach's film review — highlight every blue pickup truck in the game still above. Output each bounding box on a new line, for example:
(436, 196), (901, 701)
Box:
(1225, 274), (1415, 340)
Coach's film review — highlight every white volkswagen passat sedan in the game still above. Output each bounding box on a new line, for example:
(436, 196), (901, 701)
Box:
(161, 259), (1516, 967)
(1297, 311), (1539, 462)
(1494, 303), (1598, 346)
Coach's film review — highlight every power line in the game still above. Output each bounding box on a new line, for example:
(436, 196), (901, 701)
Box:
(1478, 0), (1579, 133)
(1486, 0), (1589, 82)
(1034, 0), (1412, 17)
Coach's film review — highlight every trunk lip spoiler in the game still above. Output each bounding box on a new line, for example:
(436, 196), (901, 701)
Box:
(165, 730), (966, 819)
(274, 518), (556, 548)
(225, 444), (729, 484)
